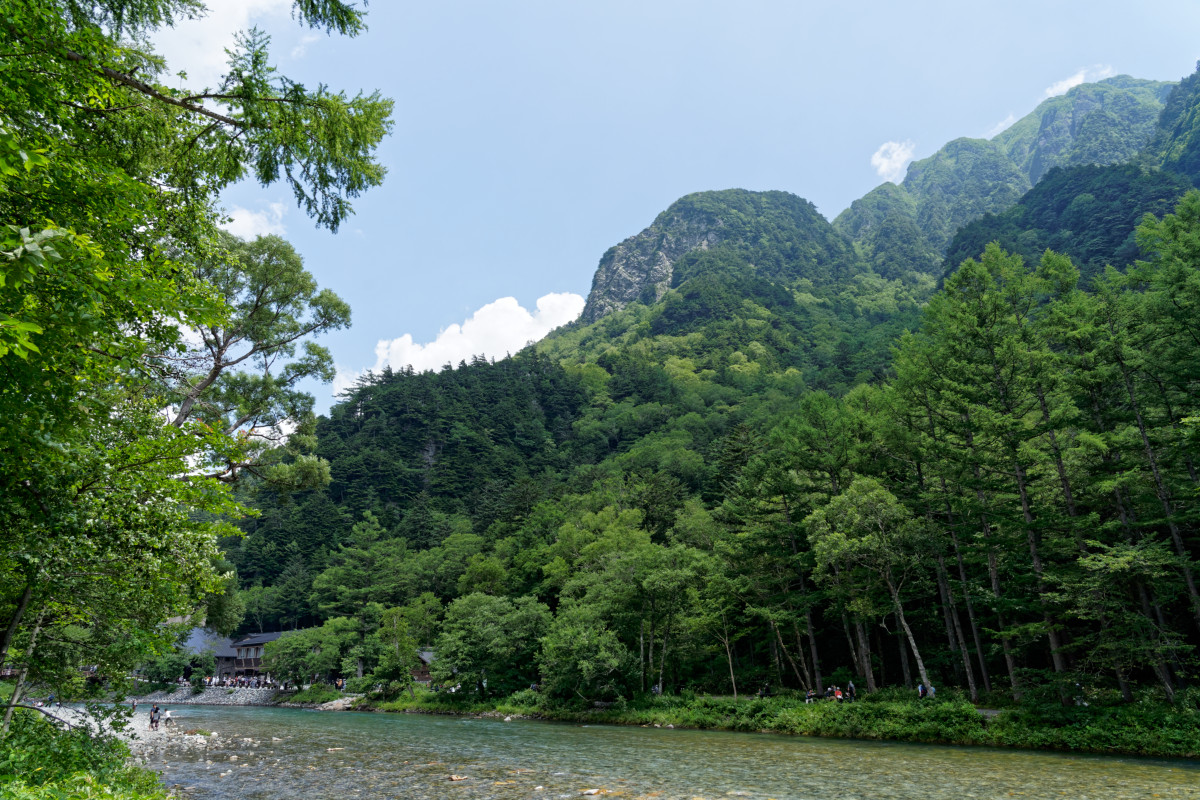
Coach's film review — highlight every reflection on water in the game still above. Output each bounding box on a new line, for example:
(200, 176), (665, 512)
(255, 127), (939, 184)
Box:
(141, 705), (1200, 800)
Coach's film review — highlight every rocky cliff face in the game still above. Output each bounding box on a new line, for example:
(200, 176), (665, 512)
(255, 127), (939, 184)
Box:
(995, 76), (1173, 184)
(579, 203), (726, 324)
(579, 189), (854, 324)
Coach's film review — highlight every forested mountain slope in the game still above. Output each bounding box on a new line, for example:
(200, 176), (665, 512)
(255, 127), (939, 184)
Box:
(835, 76), (1175, 275)
(222, 66), (1200, 710)
(943, 164), (1192, 283)
(1149, 63), (1200, 185)
(992, 76), (1174, 183)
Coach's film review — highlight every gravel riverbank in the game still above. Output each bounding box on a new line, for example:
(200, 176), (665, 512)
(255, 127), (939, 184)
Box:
(134, 686), (280, 706)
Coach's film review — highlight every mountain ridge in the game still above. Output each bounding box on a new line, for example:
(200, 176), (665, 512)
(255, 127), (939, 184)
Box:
(578, 76), (1177, 327)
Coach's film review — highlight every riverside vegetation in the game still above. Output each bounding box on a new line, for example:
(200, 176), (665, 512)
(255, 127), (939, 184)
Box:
(5, 3), (1200, 796)
(0, 684), (167, 800)
(356, 684), (1200, 759)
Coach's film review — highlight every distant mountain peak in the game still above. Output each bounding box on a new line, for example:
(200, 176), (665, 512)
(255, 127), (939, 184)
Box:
(579, 189), (852, 324)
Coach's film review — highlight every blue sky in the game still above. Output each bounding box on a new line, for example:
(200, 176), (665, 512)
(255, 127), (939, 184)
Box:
(154, 1), (1200, 411)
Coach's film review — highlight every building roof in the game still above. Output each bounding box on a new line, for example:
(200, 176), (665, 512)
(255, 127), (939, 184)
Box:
(232, 631), (285, 648)
(180, 627), (232, 658)
(418, 649), (435, 665)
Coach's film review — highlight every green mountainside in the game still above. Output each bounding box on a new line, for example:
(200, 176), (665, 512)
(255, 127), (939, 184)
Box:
(1149, 62), (1200, 185)
(943, 163), (1192, 283)
(834, 76), (1175, 276)
(992, 76), (1174, 183)
(218, 65), (1200, 714)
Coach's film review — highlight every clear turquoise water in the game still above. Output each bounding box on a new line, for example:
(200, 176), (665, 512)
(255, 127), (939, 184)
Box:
(143, 705), (1200, 800)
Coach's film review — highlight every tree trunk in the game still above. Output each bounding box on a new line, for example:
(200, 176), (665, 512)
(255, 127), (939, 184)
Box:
(647, 615), (657, 693)
(0, 579), (34, 669)
(889, 584), (930, 689)
(940, 555), (978, 701)
(722, 614), (738, 700)
(935, 561), (963, 684)
(767, 628), (781, 689)
(1013, 458), (1069, 676)
(873, 626), (888, 686)
(841, 612), (860, 676)
(1151, 377), (1198, 486)
(658, 618), (670, 694)
(897, 625), (912, 689)
(1, 672), (27, 737)
(963, 422), (1020, 698)
(640, 620), (646, 694)
(854, 621), (876, 691)
(928, 455), (989, 691)
(788, 618), (814, 691)
(1036, 384), (1078, 517)
(773, 620), (808, 691)
(1, 612), (44, 738)
(943, 490), (991, 692)
(796, 572), (823, 693)
(805, 612), (824, 693)
(1137, 582), (1177, 702)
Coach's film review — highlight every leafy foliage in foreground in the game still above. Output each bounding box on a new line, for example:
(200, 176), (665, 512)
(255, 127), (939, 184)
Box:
(0, 0), (390, 758)
(0, 709), (167, 800)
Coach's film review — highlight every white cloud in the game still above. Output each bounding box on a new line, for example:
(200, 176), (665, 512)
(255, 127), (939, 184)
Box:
(1044, 65), (1116, 98)
(333, 293), (586, 396)
(291, 33), (321, 59)
(986, 113), (1016, 139)
(151, 0), (291, 89)
(871, 140), (916, 183)
(222, 202), (288, 239)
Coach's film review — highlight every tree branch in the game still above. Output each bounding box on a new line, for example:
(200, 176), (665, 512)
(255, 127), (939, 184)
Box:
(11, 704), (75, 729)
(58, 50), (242, 128)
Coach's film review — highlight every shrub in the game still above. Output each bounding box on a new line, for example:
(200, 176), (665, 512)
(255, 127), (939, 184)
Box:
(0, 708), (168, 799)
(343, 676), (376, 694)
(287, 684), (342, 705)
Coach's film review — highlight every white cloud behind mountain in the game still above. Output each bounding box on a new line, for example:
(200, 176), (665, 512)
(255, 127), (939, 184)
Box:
(871, 140), (916, 183)
(333, 292), (585, 396)
(1044, 65), (1116, 97)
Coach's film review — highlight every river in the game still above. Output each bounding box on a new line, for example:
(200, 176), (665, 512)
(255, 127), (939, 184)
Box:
(139, 705), (1200, 800)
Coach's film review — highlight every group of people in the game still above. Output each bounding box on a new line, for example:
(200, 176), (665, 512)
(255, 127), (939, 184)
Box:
(805, 682), (857, 703)
(201, 675), (275, 689)
(917, 683), (937, 699)
(146, 703), (173, 731)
